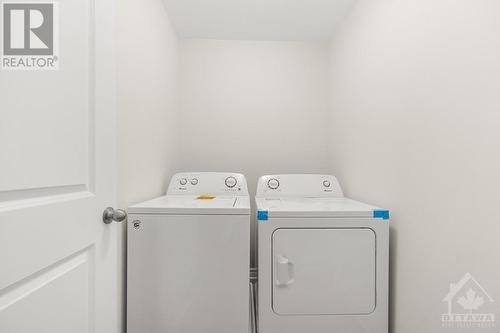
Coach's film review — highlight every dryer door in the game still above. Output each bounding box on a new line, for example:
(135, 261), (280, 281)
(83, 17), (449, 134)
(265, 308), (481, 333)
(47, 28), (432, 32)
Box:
(272, 228), (376, 315)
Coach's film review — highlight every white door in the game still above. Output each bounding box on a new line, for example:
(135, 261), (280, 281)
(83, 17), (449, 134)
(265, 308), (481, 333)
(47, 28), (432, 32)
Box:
(272, 228), (376, 315)
(0, 0), (119, 332)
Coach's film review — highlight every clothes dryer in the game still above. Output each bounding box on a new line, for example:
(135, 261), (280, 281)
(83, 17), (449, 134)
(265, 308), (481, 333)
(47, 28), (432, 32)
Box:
(256, 174), (389, 333)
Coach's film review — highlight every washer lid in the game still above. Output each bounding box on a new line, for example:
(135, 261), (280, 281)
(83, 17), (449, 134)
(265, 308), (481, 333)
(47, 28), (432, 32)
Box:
(256, 197), (382, 218)
(128, 195), (250, 215)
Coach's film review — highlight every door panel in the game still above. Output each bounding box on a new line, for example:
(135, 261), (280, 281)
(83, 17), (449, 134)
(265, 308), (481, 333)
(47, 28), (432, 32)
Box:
(0, 0), (118, 332)
(0, 0), (92, 194)
(0, 250), (91, 333)
(272, 228), (376, 315)
(0, 195), (94, 290)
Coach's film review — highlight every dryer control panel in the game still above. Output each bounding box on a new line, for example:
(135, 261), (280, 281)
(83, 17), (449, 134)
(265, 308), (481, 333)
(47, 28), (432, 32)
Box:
(256, 174), (343, 198)
(167, 172), (249, 195)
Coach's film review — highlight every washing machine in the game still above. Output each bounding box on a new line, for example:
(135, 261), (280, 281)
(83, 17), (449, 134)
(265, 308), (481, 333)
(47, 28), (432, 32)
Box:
(256, 174), (389, 333)
(127, 172), (250, 333)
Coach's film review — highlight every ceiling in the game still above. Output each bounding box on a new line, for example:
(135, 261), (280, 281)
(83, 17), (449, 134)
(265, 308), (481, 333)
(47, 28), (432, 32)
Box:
(162, 0), (357, 41)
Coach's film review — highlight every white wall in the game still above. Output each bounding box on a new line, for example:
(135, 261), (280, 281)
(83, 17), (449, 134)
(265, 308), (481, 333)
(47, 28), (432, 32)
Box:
(116, 0), (179, 330)
(328, 1), (500, 332)
(179, 39), (331, 264)
(117, 0), (179, 207)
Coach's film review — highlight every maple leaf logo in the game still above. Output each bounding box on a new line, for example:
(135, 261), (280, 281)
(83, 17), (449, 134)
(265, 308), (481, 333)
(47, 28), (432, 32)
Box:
(457, 288), (484, 313)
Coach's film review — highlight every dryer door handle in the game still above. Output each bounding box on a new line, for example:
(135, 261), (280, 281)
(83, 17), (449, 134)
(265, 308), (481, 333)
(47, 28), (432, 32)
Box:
(275, 255), (295, 287)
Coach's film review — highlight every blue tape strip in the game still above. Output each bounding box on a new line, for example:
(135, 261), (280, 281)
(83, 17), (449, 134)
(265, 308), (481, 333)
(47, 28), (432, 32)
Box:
(257, 210), (268, 221)
(373, 210), (389, 220)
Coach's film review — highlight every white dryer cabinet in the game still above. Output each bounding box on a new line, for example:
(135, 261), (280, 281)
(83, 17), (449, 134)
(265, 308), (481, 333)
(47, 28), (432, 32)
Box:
(256, 174), (389, 333)
(127, 172), (250, 333)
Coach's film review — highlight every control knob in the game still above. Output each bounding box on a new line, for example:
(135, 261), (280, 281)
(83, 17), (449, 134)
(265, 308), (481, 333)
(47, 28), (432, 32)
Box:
(267, 178), (280, 190)
(225, 176), (237, 188)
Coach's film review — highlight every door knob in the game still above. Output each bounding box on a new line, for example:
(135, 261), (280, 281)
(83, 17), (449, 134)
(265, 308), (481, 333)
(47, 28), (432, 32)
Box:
(102, 207), (127, 224)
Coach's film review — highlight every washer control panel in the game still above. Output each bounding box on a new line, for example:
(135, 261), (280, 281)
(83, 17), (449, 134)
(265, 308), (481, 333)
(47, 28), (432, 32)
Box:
(256, 174), (343, 198)
(168, 172), (248, 195)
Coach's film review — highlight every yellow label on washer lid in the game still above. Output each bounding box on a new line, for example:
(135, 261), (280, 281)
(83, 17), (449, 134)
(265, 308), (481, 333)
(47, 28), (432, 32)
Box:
(196, 195), (216, 200)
